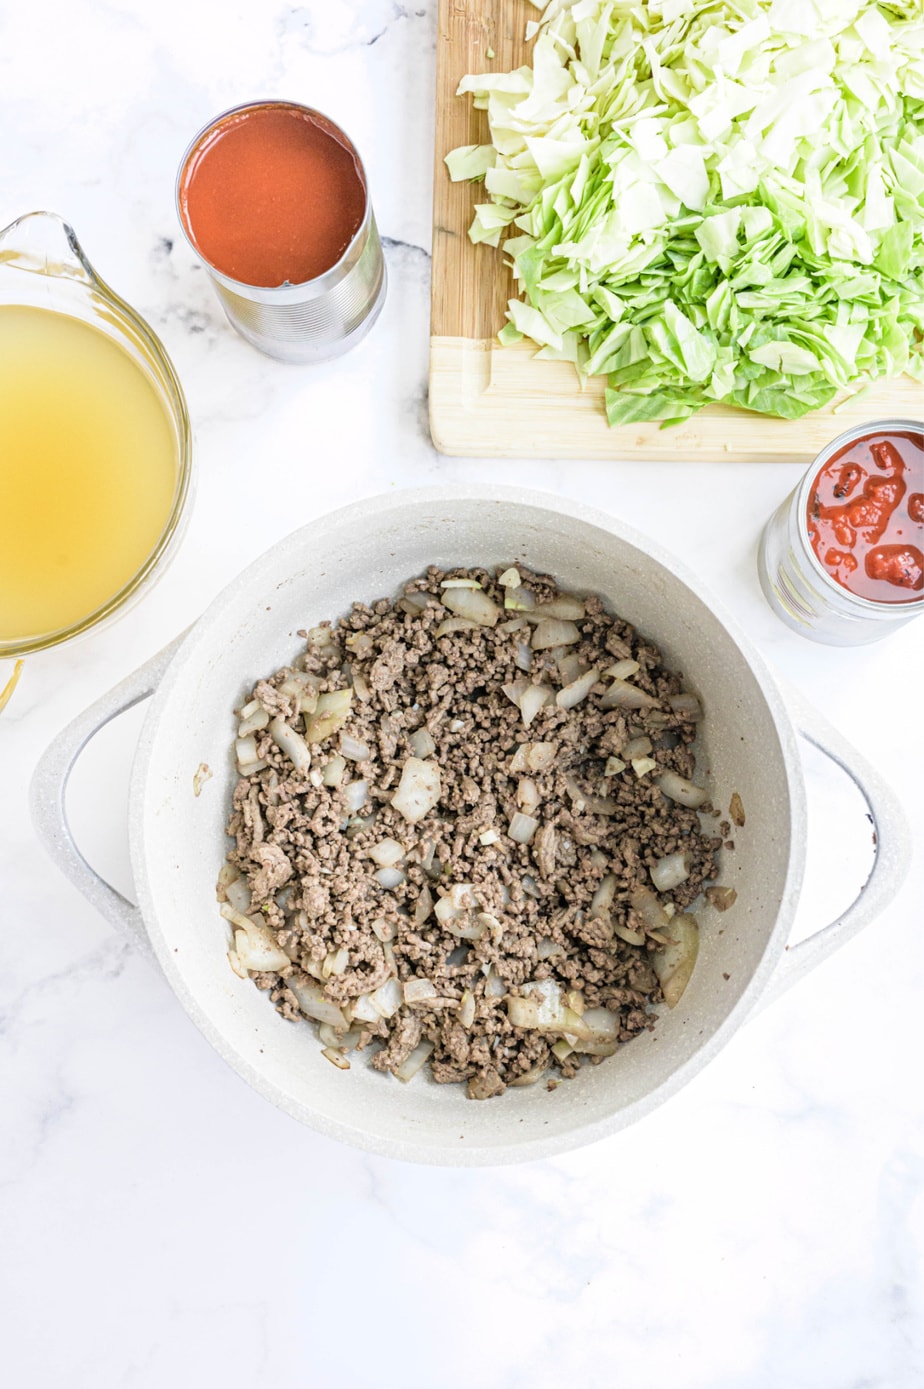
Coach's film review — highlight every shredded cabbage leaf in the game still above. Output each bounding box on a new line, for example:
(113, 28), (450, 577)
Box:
(447, 0), (924, 424)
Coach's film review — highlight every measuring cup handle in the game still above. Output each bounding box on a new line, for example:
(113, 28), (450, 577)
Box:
(759, 680), (912, 1008)
(29, 635), (188, 963)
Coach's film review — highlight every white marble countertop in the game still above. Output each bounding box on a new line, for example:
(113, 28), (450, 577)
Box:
(2, 2), (923, 1385)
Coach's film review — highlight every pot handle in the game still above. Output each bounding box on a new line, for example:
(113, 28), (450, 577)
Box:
(29, 635), (188, 964)
(759, 680), (912, 1008)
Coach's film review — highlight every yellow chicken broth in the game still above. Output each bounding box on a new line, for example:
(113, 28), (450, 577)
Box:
(0, 306), (177, 642)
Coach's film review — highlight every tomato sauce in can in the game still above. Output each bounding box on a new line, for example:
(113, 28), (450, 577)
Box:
(178, 102), (367, 288)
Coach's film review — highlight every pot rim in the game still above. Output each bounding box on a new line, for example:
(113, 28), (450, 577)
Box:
(128, 484), (806, 1164)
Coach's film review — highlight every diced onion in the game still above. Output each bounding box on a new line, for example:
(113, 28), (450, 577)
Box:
(578, 1006), (619, 1043)
(507, 995), (541, 1028)
(375, 866), (406, 889)
(351, 671), (371, 703)
(289, 976), (348, 1028)
(527, 742), (556, 771)
(371, 977), (403, 1019)
(322, 754), (346, 787)
(435, 617), (478, 638)
(393, 1040), (434, 1083)
(369, 838), (405, 868)
(510, 1063), (548, 1087)
(657, 770), (709, 808)
(318, 1024), (360, 1051)
(629, 885), (672, 932)
(458, 990), (477, 1028)
(225, 877), (252, 915)
(216, 861), (240, 894)
(343, 779), (369, 812)
(591, 873), (616, 915)
(498, 567), (521, 588)
(557, 652), (588, 686)
(504, 586), (536, 611)
(322, 947), (350, 979)
(279, 671), (313, 699)
(304, 688), (353, 744)
(441, 577), (482, 589)
(503, 677), (529, 708)
(564, 775), (618, 816)
(600, 680), (660, 711)
(531, 618), (580, 649)
(479, 828), (500, 846)
(517, 778), (540, 816)
(519, 684), (553, 728)
(321, 1047), (351, 1070)
(408, 728), (436, 759)
(514, 640), (533, 672)
(573, 1037), (620, 1057)
(508, 812), (539, 844)
(413, 884), (434, 925)
(632, 757), (658, 778)
(238, 706), (270, 738)
(446, 915), (487, 941)
(651, 851), (692, 893)
(556, 666), (600, 710)
(269, 717), (311, 775)
(341, 733), (372, 762)
(622, 736), (652, 760)
(371, 917), (396, 942)
(345, 631), (375, 655)
(668, 692), (703, 720)
(484, 969), (507, 999)
(233, 921), (290, 972)
(392, 756), (442, 824)
(435, 883), (475, 921)
(350, 993), (381, 1023)
(603, 659), (640, 680)
(536, 936), (564, 960)
(604, 756), (626, 775)
(527, 595), (585, 621)
(235, 735), (263, 774)
(441, 587), (500, 626)
(613, 922), (646, 946)
(653, 913), (700, 1008)
(405, 978), (438, 1004)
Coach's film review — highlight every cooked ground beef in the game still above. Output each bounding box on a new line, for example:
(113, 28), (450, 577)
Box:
(217, 565), (726, 1099)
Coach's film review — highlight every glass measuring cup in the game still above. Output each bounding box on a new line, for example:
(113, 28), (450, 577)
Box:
(0, 211), (193, 660)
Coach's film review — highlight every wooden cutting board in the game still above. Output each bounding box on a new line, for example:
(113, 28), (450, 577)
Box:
(429, 0), (921, 461)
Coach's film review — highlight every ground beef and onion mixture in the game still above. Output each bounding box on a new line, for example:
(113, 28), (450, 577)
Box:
(217, 565), (733, 1099)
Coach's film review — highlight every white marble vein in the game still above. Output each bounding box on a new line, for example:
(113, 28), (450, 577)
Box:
(1, 0), (923, 1385)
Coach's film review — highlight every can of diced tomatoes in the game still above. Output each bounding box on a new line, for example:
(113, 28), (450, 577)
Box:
(758, 419), (924, 645)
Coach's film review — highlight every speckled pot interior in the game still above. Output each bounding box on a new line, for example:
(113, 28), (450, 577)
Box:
(130, 486), (804, 1164)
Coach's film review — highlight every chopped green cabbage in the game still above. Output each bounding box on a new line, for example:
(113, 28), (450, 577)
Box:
(447, 0), (924, 424)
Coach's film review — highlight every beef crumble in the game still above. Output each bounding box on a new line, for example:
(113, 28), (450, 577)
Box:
(217, 566), (728, 1099)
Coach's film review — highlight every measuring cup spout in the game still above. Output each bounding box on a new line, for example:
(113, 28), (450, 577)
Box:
(0, 210), (97, 285)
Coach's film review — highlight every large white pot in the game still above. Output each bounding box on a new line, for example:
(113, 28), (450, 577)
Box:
(32, 488), (910, 1164)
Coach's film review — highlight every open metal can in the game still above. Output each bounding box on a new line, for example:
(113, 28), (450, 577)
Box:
(758, 418), (924, 645)
(176, 100), (386, 364)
